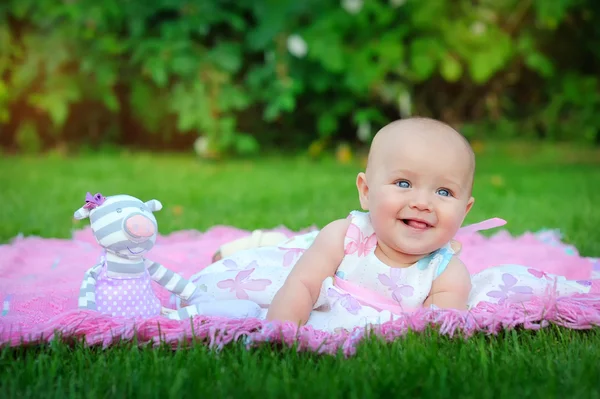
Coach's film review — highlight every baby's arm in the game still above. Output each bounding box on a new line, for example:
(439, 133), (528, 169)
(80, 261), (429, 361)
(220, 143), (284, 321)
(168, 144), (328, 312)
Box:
(266, 218), (350, 326)
(423, 256), (472, 310)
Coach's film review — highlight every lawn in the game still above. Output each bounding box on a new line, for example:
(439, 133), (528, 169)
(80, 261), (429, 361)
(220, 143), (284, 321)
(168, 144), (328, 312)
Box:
(1, 141), (599, 398)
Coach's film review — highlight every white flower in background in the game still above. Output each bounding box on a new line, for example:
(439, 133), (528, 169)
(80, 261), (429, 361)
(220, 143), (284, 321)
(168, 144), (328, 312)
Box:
(471, 21), (486, 36)
(357, 120), (372, 142)
(398, 91), (412, 117)
(389, 0), (407, 7)
(342, 0), (363, 14)
(194, 136), (209, 157)
(287, 34), (308, 58)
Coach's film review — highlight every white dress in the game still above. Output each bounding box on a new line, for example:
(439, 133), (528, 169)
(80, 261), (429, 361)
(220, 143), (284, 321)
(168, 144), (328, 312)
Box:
(180, 211), (600, 331)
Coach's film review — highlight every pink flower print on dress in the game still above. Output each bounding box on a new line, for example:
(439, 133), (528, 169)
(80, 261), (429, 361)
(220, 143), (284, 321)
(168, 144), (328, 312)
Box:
(327, 288), (362, 315)
(223, 259), (259, 271)
(378, 268), (414, 304)
(486, 273), (534, 305)
(278, 248), (306, 267)
(344, 224), (376, 257)
(217, 268), (272, 299)
(527, 268), (551, 280)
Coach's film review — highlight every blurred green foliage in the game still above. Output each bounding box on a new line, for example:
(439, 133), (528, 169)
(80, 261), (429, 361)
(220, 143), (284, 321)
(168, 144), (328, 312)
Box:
(0, 0), (599, 154)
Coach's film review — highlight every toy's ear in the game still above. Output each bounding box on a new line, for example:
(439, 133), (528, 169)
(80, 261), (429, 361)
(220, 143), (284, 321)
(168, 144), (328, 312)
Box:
(74, 207), (91, 220)
(145, 199), (162, 212)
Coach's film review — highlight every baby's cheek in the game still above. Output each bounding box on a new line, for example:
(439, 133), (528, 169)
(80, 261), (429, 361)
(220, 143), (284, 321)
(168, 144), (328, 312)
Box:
(439, 213), (464, 236)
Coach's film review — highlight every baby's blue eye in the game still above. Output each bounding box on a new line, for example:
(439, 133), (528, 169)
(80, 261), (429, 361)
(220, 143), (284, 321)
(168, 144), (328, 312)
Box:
(396, 180), (410, 188)
(437, 189), (451, 197)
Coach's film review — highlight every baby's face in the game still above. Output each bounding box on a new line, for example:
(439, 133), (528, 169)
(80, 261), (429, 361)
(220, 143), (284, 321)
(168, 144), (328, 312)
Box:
(361, 130), (474, 257)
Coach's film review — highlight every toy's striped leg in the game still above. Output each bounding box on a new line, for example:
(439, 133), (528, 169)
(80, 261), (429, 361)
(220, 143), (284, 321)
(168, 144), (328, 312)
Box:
(78, 264), (101, 310)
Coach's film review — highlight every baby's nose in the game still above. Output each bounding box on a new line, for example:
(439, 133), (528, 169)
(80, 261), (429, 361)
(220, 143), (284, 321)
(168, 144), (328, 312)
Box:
(124, 214), (155, 239)
(409, 192), (433, 211)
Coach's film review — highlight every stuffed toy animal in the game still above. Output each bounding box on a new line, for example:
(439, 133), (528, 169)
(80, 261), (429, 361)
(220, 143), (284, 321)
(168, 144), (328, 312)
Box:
(74, 192), (261, 320)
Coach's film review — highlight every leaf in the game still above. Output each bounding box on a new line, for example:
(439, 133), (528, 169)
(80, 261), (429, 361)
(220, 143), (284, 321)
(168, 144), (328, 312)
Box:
(525, 52), (554, 78)
(128, 18), (145, 38)
(207, 43), (242, 73)
(10, 0), (35, 19)
(263, 102), (280, 122)
(263, 91), (296, 121)
(517, 34), (535, 53)
(11, 54), (39, 94)
(410, 0), (448, 28)
(218, 116), (237, 136)
(47, 100), (68, 127)
(352, 107), (386, 126)
(409, 38), (442, 81)
(317, 113), (338, 137)
(170, 54), (198, 78)
(99, 35), (127, 55)
(246, 2), (290, 50)
(467, 31), (513, 84)
(305, 31), (345, 73)
(102, 92), (120, 112)
(146, 58), (168, 88)
(0, 80), (7, 100)
(28, 79), (81, 128)
(218, 85), (251, 111)
(0, 108), (9, 123)
(130, 80), (166, 133)
(234, 133), (260, 155)
(373, 31), (406, 68)
(440, 53), (462, 82)
(95, 65), (117, 87)
(469, 53), (494, 83)
(15, 120), (41, 154)
(168, 82), (213, 133)
(533, 0), (572, 28)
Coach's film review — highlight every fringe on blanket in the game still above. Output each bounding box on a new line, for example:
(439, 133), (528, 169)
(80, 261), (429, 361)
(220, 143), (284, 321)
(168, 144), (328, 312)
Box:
(2, 292), (600, 356)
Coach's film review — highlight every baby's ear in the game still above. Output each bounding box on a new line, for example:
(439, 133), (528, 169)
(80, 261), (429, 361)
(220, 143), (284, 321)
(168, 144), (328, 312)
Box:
(356, 172), (369, 210)
(73, 207), (91, 220)
(145, 199), (163, 212)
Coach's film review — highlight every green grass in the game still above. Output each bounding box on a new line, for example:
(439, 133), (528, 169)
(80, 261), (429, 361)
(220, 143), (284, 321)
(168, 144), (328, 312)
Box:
(2, 328), (600, 398)
(1, 141), (600, 398)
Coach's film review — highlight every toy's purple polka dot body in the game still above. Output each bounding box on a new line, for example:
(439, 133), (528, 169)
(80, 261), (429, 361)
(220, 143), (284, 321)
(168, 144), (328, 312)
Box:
(95, 266), (161, 318)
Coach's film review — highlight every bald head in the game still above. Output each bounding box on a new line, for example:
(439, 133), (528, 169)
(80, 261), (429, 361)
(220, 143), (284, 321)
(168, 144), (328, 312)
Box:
(366, 117), (476, 193)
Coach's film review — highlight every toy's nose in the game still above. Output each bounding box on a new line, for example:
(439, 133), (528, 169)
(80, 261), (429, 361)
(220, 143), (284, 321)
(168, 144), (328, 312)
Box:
(124, 214), (155, 239)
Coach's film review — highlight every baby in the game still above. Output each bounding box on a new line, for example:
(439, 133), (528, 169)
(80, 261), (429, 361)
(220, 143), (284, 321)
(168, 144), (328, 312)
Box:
(266, 117), (476, 324)
(181, 116), (600, 329)
(180, 117), (481, 327)
(179, 117), (600, 328)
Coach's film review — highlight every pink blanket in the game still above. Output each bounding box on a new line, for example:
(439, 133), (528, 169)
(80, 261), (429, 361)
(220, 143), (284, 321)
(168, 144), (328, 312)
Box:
(1, 226), (599, 355)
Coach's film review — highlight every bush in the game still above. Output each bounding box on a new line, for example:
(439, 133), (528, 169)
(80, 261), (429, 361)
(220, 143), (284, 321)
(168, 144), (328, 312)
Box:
(0, 0), (598, 154)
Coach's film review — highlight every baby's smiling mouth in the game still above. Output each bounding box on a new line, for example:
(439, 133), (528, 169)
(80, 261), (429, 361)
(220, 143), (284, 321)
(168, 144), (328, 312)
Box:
(401, 219), (432, 229)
